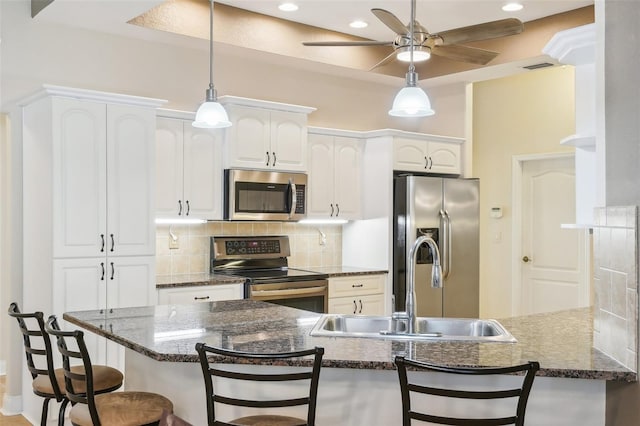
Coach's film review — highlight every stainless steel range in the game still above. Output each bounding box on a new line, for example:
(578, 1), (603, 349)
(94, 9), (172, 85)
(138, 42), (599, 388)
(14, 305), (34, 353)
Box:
(210, 235), (329, 313)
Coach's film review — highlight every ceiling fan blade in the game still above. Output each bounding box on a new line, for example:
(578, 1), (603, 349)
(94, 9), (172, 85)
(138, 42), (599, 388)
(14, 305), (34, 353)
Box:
(303, 40), (394, 47)
(433, 18), (524, 45)
(431, 44), (499, 65)
(368, 50), (399, 71)
(371, 8), (409, 35)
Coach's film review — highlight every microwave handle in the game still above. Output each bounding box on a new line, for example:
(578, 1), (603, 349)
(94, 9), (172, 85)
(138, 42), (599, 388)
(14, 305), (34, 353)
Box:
(289, 179), (297, 219)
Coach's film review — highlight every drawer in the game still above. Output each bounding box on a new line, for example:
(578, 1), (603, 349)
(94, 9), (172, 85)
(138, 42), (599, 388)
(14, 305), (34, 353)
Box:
(329, 274), (385, 298)
(157, 283), (244, 305)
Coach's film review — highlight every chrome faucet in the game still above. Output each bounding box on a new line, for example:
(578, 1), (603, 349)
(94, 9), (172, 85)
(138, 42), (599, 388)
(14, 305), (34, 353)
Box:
(401, 235), (443, 334)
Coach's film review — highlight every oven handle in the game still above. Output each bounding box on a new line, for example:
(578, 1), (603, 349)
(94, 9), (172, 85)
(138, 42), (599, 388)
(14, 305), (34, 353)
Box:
(288, 179), (297, 219)
(251, 286), (326, 297)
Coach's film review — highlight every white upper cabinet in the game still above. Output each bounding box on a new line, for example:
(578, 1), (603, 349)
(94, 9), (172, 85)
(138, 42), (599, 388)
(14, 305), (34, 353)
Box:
(50, 98), (156, 258)
(393, 137), (461, 175)
(220, 97), (315, 172)
(307, 131), (363, 220)
(156, 114), (223, 220)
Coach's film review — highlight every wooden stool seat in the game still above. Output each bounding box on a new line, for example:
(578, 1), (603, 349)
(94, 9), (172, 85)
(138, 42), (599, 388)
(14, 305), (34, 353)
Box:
(69, 391), (173, 426)
(231, 414), (307, 426)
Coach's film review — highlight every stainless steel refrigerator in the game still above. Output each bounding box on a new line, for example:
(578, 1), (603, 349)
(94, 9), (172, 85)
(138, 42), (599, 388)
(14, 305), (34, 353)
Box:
(393, 175), (479, 318)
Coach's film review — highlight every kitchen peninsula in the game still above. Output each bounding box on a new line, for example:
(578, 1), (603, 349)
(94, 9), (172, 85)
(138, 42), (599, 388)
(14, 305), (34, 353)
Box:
(63, 300), (633, 426)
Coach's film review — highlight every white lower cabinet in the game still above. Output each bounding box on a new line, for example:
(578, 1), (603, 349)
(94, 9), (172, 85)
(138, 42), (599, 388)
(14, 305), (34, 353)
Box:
(157, 283), (244, 305)
(53, 256), (156, 370)
(328, 274), (386, 315)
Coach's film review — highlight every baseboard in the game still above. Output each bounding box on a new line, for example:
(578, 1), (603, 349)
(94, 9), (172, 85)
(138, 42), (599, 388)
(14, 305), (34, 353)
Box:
(1, 393), (22, 416)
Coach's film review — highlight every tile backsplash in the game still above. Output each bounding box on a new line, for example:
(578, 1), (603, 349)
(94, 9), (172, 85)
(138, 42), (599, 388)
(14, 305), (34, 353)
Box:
(156, 221), (343, 276)
(593, 206), (638, 371)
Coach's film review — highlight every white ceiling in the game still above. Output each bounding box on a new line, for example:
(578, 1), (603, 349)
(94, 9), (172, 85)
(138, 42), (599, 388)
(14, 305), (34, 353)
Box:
(217, 0), (593, 41)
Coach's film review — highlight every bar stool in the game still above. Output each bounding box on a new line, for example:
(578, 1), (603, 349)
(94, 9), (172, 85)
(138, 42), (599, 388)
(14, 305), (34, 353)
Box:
(394, 356), (539, 426)
(195, 343), (324, 426)
(8, 302), (123, 426)
(45, 315), (173, 426)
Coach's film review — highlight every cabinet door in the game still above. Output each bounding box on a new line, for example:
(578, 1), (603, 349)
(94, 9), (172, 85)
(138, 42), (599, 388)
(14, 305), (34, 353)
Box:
(393, 139), (428, 172)
(333, 137), (362, 220)
(307, 134), (335, 217)
(270, 110), (307, 171)
(107, 104), (156, 256)
(105, 256), (157, 309)
(183, 125), (224, 219)
(157, 283), (244, 305)
(156, 117), (184, 218)
(226, 105), (271, 169)
(52, 98), (107, 258)
(53, 258), (107, 365)
(426, 141), (461, 175)
(356, 294), (386, 315)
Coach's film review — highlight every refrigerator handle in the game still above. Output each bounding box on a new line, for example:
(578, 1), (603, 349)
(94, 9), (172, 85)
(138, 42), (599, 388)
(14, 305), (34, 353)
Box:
(440, 209), (452, 278)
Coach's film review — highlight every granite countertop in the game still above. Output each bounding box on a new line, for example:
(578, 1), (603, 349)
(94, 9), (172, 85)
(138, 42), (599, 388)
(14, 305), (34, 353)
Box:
(156, 273), (246, 289)
(156, 267), (387, 288)
(62, 300), (635, 382)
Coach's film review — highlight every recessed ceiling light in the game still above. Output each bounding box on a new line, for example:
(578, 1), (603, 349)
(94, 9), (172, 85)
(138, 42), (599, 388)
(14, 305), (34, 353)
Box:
(502, 2), (524, 12)
(350, 20), (368, 29)
(278, 2), (298, 12)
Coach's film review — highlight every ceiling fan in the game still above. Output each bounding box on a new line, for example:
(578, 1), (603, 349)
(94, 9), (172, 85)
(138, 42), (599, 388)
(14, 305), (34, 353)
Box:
(302, 2), (524, 70)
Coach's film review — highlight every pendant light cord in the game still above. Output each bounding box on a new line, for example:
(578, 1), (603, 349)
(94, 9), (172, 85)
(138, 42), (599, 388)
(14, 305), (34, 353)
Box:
(207, 0), (215, 100)
(409, 0), (415, 73)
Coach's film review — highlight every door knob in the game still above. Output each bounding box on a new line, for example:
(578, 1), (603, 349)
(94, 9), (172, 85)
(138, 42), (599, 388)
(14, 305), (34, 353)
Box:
(522, 256), (531, 263)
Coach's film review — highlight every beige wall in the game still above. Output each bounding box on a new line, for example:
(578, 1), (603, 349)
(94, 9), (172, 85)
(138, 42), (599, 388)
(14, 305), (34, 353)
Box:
(156, 222), (343, 277)
(472, 66), (576, 318)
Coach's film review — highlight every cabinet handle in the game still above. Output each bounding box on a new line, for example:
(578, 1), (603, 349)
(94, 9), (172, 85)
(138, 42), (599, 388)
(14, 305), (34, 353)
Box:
(336, 203), (340, 217)
(359, 299), (363, 314)
(110, 262), (115, 280)
(428, 156), (433, 170)
(178, 200), (183, 216)
(100, 262), (105, 281)
(186, 200), (190, 216)
(100, 234), (105, 252)
(330, 204), (334, 217)
(110, 234), (115, 252)
(352, 283), (364, 288)
(424, 156), (428, 169)
(352, 300), (357, 314)
(272, 152), (276, 167)
(194, 296), (210, 301)
(266, 151), (270, 166)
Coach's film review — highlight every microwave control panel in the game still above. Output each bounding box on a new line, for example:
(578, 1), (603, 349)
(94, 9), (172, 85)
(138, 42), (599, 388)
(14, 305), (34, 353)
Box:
(295, 185), (306, 214)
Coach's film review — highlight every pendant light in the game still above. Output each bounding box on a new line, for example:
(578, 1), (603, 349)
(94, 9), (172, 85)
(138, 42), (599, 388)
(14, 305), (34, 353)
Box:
(193, 0), (231, 128)
(388, 0), (435, 117)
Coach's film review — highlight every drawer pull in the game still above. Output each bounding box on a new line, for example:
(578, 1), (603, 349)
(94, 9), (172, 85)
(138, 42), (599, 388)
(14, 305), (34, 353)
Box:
(352, 284), (364, 288)
(194, 296), (211, 301)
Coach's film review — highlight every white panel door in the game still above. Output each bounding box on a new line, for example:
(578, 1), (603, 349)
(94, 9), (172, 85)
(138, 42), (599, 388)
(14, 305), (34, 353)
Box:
(226, 105), (271, 169)
(155, 117), (184, 218)
(105, 255), (157, 309)
(52, 98), (107, 258)
(270, 110), (307, 171)
(307, 134), (334, 217)
(183, 124), (224, 219)
(520, 156), (588, 315)
(53, 258), (107, 365)
(333, 137), (362, 220)
(427, 141), (461, 175)
(107, 104), (156, 256)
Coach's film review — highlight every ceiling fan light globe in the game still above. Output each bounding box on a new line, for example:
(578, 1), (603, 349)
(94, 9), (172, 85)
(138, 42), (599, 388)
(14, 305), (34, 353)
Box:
(389, 86), (435, 117)
(397, 49), (431, 62)
(192, 101), (232, 128)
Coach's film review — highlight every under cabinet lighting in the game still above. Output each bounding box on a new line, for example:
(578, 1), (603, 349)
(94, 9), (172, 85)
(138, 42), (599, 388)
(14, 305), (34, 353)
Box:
(155, 218), (207, 225)
(299, 219), (348, 225)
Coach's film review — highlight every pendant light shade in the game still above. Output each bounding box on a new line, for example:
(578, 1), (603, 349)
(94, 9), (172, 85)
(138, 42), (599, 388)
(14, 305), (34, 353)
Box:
(389, 71), (434, 117)
(192, 0), (231, 129)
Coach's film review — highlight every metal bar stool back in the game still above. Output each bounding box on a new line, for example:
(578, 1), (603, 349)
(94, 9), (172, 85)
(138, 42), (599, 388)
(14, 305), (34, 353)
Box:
(46, 315), (173, 426)
(195, 344), (324, 426)
(394, 356), (539, 426)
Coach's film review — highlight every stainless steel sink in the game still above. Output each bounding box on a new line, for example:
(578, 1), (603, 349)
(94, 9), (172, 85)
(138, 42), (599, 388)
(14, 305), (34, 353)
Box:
(310, 315), (516, 343)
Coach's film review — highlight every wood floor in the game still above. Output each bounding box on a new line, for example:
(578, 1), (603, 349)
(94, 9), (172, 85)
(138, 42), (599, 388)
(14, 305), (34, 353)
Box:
(0, 376), (32, 425)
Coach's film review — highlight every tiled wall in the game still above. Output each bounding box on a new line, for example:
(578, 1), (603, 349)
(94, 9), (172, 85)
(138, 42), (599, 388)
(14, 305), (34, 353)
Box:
(156, 221), (343, 276)
(593, 206), (638, 371)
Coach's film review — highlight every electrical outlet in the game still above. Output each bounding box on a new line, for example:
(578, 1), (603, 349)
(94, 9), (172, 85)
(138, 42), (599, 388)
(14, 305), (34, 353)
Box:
(169, 235), (179, 249)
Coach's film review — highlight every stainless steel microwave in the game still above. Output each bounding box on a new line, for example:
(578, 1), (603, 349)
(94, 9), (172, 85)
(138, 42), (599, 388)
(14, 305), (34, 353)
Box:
(224, 169), (307, 221)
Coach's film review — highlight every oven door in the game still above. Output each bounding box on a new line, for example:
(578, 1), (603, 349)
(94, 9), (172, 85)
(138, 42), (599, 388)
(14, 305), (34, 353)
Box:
(248, 279), (328, 313)
(224, 169), (307, 221)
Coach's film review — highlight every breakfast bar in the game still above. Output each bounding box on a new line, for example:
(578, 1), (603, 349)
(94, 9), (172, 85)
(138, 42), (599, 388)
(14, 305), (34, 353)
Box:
(62, 300), (634, 425)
